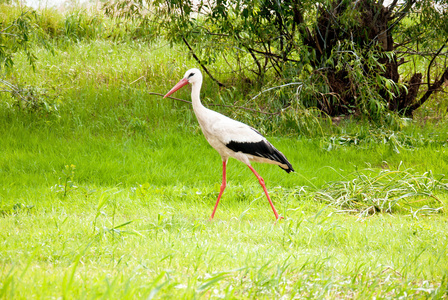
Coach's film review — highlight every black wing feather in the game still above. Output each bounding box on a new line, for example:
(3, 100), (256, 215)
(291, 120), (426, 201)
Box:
(226, 139), (294, 173)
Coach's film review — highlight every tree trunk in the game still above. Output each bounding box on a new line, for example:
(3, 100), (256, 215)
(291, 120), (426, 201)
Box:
(301, 0), (443, 117)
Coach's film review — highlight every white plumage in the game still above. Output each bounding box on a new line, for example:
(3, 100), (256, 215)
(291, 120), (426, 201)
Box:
(164, 68), (294, 220)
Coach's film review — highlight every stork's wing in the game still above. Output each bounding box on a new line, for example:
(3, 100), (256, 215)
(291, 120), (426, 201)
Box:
(209, 115), (264, 144)
(210, 116), (294, 173)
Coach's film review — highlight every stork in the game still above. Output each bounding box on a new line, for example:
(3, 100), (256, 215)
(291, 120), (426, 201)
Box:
(164, 68), (294, 221)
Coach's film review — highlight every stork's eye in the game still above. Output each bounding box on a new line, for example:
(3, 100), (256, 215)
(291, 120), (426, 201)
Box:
(188, 73), (195, 78)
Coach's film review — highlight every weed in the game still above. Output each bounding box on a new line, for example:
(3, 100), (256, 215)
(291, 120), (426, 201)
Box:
(315, 166), (447, 215)
(1, 81), (61, 115)
(323, 129), (448, 152)
(52, 164), (77, 197)
(0, 203), (34, 217)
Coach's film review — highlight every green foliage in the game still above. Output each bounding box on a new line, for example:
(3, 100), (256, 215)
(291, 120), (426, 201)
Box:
(0, 188), (447, 298)
(0, 17), (447, 298)
(0, 3), (154, 76)
(323, 127), (448, 152)
(0, 202), (34, 217)
(102, 0), (448, 121)
(2, 2), (447, 124)
(62, 10), (104, 41)
(1, 81), (61, 115)
(0, 7), (39, 71)
(52, 164), (78, 197)
(316, 167), (447, 215)
(282, 106), (332, 137)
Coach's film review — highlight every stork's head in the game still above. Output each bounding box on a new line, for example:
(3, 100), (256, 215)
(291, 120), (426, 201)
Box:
(164, 68), (202, 98)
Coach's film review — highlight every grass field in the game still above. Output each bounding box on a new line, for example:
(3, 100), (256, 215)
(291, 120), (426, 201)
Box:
(1, 34), (448, 299)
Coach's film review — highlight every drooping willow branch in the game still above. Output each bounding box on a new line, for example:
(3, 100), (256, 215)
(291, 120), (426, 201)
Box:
(250, 82), (303, 101)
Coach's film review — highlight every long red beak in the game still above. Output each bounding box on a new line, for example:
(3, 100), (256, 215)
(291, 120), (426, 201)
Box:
(163, 78), (189, 98)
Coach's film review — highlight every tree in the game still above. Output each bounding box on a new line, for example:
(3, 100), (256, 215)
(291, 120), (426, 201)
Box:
(104, 0), (448, 119)
(1, 5), (55, 112)
(0, 9), (39, 71)
(299, 0), (448, 117)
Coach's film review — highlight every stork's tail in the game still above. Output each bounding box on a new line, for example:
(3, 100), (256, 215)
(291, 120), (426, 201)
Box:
(272, 149), (294, 173)
(254, 142), (294, 173)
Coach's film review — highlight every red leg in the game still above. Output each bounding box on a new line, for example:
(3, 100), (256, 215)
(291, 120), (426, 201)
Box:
(248, 165), (283, 221)
(210, 160), (227, 220)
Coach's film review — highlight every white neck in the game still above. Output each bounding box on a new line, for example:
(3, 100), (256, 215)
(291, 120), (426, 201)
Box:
(191, 81), (205, 112)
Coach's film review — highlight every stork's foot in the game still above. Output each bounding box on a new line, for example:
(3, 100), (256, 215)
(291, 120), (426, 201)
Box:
(274, 215), (284, 225)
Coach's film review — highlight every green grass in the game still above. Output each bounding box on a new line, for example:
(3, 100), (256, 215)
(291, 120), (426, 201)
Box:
(1, 195), (447, 298)
(1, 35), (448, 299)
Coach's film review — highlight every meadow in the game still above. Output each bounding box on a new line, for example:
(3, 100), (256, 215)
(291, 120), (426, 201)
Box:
(1, 6), (448, 299)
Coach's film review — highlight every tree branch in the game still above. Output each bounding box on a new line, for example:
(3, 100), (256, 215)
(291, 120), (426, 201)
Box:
(367, 1), (415, 50)
(426, 37), (448, 91)
(181, 36), (225, 87)
(245, 46), (300, 63)
(148, 92), (281, 115)
(386, 0), (399, 16)
(407, 67), (448, 115)
(389, 0), (416, 21)
(247, 47), (262, 78)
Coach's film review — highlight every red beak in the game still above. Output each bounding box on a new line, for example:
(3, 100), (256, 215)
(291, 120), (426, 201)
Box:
(163, 78), (189, 98)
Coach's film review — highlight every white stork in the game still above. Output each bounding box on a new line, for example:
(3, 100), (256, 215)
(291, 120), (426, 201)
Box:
(164, 68), (294, 221)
